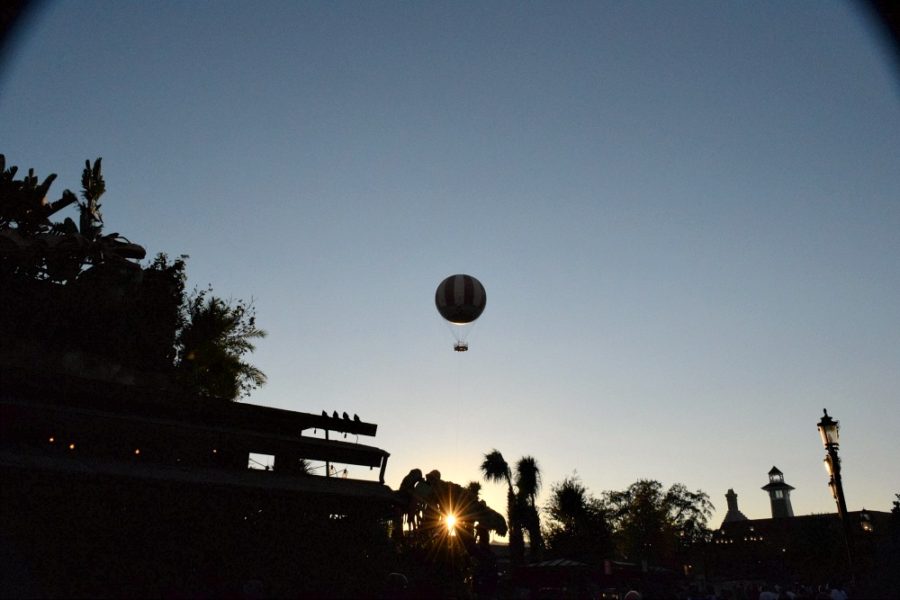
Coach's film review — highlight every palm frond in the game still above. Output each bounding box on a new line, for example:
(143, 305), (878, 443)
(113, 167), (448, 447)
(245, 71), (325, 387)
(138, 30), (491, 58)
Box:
(480, 450), (511, 486)
(515, 455), (541, 501)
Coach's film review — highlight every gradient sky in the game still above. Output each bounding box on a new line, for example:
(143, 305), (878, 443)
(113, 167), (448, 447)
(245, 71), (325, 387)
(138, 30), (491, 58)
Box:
(2, 1), (898, 533)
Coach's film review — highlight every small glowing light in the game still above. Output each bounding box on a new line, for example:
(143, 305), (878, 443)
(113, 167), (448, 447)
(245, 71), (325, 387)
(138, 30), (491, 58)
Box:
(212, 448), (218, 454)
(49, 437), (55, 443)
(134, 448), (141, 455)
(68, 443), (75, 450)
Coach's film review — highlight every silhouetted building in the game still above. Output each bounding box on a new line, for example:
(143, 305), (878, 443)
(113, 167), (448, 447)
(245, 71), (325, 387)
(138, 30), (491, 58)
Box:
(761, 466), (794, 518)
(708, 509), (894, 590)
(701, 468), (900, 597)
(0, 365), (397, 597)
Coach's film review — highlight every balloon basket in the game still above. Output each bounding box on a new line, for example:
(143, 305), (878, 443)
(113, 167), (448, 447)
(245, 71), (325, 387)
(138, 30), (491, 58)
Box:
(453, 342), (468, 352)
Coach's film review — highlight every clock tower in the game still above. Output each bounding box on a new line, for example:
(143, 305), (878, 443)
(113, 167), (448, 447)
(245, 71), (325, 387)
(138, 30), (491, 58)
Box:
(761, 466), (795, 518)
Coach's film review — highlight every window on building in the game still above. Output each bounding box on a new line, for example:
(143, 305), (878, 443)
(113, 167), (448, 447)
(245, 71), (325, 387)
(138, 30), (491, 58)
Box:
(248, 452), (275, 471)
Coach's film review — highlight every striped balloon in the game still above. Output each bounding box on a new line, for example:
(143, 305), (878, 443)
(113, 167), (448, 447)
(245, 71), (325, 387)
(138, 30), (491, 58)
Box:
(435, 274), (487, 324)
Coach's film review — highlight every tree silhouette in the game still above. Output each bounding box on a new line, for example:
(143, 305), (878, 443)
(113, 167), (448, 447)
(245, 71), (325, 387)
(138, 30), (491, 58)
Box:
(516, 456), (544, 560)
(76, 157), (105, 241)
(604, 479), (713, 568)
(0, 156), (147, 284)
(1, 156), (171, 370)
(481, 450), (545, 564)
(0, 154), (75, 236)
(466, 481), (482, 499)
(544, 475), (612, 564)
(482, 450), (523, 565)
(1, 155), (267, 396)
(176, 291), (267, 400)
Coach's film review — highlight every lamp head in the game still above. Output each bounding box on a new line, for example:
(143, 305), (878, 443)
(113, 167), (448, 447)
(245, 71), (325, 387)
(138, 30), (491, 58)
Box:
(817, 408), (840, 448)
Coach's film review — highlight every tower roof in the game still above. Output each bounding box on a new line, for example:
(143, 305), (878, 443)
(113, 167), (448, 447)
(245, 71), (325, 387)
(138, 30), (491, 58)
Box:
(761, 481), (795, 492)
(762, 465), (795, 492)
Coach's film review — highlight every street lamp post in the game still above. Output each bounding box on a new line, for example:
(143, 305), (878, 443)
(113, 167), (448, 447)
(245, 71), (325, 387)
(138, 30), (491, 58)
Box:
(817, 408), (853, 578)
(817, 409), (849, 517)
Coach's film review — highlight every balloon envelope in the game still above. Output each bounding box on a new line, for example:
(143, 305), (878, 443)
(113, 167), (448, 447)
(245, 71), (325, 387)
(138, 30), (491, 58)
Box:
(435, 274), (486, 324)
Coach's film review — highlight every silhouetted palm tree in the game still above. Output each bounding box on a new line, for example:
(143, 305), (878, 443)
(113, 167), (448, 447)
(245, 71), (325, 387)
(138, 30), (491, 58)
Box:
(516, 456), (544, 560)
(176, 294), (266, 400)
(481, 450), (524, 565)
(481, 450), (546, 564)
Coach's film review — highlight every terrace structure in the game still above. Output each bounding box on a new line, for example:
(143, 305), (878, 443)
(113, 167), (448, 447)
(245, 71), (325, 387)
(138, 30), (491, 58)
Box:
(0, 365), (397, 597)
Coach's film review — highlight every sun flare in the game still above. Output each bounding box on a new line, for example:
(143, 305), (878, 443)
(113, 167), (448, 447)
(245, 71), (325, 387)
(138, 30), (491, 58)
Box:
(445, 513), (457, 532)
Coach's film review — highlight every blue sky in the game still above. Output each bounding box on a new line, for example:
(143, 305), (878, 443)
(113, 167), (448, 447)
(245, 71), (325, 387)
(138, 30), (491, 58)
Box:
(2, 1), (898, 531)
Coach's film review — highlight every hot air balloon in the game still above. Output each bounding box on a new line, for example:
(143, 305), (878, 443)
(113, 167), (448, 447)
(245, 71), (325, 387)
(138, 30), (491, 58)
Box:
(435, 274), (486, 351)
